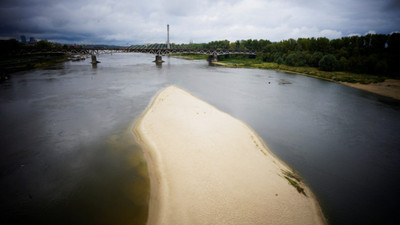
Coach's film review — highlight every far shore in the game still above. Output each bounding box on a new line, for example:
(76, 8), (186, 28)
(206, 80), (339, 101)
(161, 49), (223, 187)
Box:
(211, 60), (400, 101)
(170, 55), (400, 101)
(340, 79), (400, 100)
(134, 86), (326, 225)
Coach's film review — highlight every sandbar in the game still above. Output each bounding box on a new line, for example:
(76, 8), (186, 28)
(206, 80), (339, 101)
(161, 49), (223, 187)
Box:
(134, 86), (326, 225)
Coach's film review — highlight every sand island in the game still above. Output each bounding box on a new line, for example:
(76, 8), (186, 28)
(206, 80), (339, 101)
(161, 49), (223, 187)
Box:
(134, 86), (326, 225)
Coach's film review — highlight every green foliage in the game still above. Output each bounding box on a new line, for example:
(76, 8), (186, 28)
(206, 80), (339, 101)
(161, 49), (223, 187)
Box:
(339, 57), (348, 70)
(310, 52), (324, 67)
(36, 40), (53, 50)
(283, 174), (307, 196)
(170, 53), (208, 60)
(216, 57), (385, 84)
(276, 57), (284, 65)
(282, 170), (302, 182)
(209, 33), (400, 77)
(285, 52), (306, 67)
(319, 54), (339, 71)
(0, 39), (22, 56)
(375, 59), (388, 74)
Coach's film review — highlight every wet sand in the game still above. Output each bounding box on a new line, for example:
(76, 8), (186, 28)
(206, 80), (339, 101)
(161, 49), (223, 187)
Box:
(134, 86), (326, 225)
(341, 79), (400, 100)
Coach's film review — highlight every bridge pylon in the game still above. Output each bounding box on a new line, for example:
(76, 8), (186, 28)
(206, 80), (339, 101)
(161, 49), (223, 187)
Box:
(154, 55), (164, 63)
(167, 24), (170, 49)
(208, 54), (218, 62)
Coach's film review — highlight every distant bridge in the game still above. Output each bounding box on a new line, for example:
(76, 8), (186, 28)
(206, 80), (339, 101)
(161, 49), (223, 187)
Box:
(9, 44), (256, 63)
(127, 44), (256, 62)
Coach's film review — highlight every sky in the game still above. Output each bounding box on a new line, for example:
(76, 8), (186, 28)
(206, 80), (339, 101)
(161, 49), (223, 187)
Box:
(0, 0), (399, 46)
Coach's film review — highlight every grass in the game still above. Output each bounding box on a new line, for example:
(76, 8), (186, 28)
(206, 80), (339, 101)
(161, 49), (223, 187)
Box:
(282, 170), (307, 196)
(0, 55), (69, 74)
(169, 53), (208, 60)
(282, 169), (302, 182)
(215, 58), (386, 84)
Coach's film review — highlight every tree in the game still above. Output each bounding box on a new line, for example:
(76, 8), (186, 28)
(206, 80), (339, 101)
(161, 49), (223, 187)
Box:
(387, 33), (400, 52)
(374, 59), (388, 74)
(276, 57), (284, 65)
(339, 57), (348, 71)
(229, 42), (236, 50)
(285, 52), (306, 67)
(315, 37), (331, 53)
(36, 40), (52, 50)
(0, 39), (21, 56)
(319, 54), (339, 71)
(310, 52), (323, 67)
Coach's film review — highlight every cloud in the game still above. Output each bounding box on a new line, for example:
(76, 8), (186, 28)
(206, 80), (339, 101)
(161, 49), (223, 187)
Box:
(365, 30), (376, 35)
(0, 0), (399, 45)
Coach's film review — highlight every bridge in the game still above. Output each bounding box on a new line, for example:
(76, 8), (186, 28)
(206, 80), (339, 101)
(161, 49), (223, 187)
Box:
(127, 44), (256, 63)
(7, 44), (256, 65)
(126, 44), (257, 62)
(10, 45), (256, 63)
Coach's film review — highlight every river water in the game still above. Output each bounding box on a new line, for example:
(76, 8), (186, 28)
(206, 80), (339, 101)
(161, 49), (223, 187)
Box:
(1, 53), (399, 225)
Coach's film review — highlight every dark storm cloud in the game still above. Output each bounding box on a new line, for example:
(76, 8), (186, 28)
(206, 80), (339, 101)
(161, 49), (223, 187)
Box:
(0, 0), (399, 45)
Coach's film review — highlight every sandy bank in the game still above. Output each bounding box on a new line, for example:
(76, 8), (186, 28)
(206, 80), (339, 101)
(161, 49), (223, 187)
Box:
(212, 61), (400, 100)
(134, 86), (326, 225)
(341, 79), (400, 100)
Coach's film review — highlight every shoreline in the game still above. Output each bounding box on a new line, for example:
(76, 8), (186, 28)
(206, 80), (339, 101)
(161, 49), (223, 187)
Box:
(340, 79), (400, 100)
(211, 61), (400, 101)
(133, 89), (167, 225)
(133, 85), (326, 224)
(0, 55), (69, 77)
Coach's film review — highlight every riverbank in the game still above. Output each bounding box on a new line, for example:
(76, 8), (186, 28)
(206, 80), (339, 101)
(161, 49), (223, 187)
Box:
(341, 79), (400, 100)
(0, 54), (69, 80)
(169, 53), (208, 60)
(211, 59), (399, 100)
(134, 86), (326, 225)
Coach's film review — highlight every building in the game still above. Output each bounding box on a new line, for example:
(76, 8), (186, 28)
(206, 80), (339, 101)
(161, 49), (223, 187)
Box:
(29, 37), (36, 44)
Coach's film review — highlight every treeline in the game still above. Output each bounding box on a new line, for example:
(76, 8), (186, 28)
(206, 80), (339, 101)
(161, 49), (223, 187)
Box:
(180, 34), (400, 77)
(0, 39), (123, 57)
(0, 39), (84, 58)
(0, 39), (74, 76)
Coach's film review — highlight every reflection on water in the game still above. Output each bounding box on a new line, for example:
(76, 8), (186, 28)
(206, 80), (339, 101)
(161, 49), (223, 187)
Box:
(2, 124), (149, 225)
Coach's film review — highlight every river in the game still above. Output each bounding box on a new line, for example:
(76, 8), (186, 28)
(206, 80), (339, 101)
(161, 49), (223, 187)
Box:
(1, 53), (399, 225)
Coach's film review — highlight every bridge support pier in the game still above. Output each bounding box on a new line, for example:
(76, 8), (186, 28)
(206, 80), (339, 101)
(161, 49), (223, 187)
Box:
(91, 54), (100, 64)
(208, 54), (218, 63)
(154, 55), (164, 63)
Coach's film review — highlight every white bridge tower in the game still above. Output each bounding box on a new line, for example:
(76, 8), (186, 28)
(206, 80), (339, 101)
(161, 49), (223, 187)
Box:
(167, 24), (170, 49)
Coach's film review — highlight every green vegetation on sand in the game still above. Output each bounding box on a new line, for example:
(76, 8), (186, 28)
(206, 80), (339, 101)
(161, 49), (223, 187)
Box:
(169, 53), (208, 60)
(214, 58), (386, 84)
(282, 170), (307, 196)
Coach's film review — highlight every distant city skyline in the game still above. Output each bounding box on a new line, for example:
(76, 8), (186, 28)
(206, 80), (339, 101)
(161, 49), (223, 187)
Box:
(1, 0), (399, 46)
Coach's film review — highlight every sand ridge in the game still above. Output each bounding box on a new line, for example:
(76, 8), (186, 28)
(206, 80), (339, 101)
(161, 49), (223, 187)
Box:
(134, 85), (326, 225)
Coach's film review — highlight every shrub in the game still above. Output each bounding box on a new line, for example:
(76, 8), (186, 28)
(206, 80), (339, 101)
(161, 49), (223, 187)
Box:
(276, 57), (284, 65)
(310, 52), (324, 67)
(285, 52), (306, 66)
(319, 54), (339, 71)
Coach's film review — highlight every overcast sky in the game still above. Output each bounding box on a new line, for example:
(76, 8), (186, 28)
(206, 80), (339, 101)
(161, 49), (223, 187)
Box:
(0, 0), (399, 45)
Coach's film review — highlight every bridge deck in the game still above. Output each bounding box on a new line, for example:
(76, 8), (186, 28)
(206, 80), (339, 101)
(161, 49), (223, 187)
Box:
(127, 48), (256, 56)
(7, 46), (256, 57)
